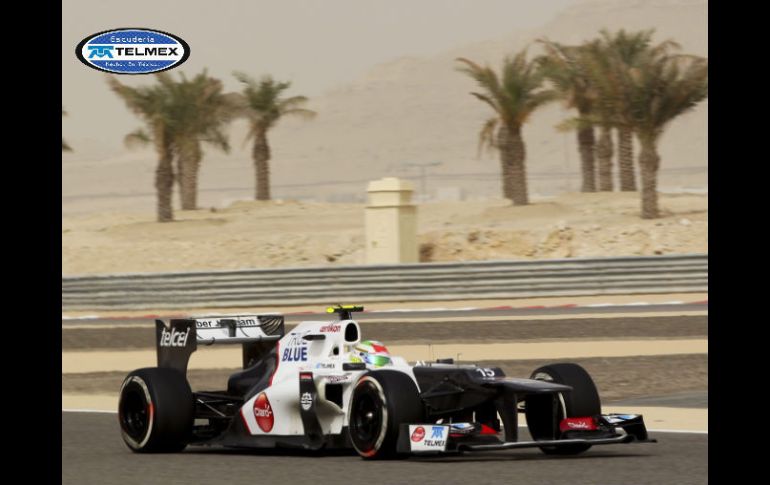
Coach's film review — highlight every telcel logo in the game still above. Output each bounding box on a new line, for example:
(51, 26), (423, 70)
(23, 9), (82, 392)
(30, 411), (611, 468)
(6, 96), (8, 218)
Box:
(159, 327), (189, 347)
(76, 28), (190, 74)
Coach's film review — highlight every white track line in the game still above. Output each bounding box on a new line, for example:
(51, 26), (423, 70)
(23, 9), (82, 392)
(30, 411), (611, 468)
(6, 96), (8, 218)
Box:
(61, 299), (708, 321)
(60, 408), (707, 434)
(646, 428), (708, 434)
(63, 408), (117, 414)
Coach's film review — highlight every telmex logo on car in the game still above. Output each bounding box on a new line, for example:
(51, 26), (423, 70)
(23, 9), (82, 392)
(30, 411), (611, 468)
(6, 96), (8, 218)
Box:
(76, 28), (190, 74)
(409, 425), (448, 452)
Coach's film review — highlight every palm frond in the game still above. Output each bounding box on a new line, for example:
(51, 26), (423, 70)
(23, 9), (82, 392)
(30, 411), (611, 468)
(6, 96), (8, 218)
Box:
(457, 49), (554, 143)
(554, 116), (597, 133)
(233, 72), (315, 137)
(201, 127), (231, 153)
(469, 92), (503, 115)
(536, 38), (594, 113)
(477, 117), (499, 156)
(456, 57), (507, 118)
(124, 128), (152, 149)
(282, 108), (317, 120)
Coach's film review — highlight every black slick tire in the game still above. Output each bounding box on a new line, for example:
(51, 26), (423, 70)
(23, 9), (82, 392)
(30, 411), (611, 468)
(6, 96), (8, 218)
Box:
(525, 363), (601, 455)
(118, 367), (194, 453)
(348, 370), (424, 459)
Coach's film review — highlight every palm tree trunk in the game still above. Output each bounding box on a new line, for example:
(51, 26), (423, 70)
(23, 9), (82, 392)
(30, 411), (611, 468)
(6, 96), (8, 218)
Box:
(253, 129), (271, 201)
(617, 127), (636, 191)
(577, 123), (596, 193)
(638, 136), (660, 219)
(596, 126), (613, 191)
(496, 127), (514, 200)
(154, 133), (174, 222)
(508, 126), (528, 205)
(177, 140), (201, 210)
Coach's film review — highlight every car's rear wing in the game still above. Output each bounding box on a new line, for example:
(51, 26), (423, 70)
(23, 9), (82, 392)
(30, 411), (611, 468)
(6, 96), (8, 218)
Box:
(155, 315), (285, 375)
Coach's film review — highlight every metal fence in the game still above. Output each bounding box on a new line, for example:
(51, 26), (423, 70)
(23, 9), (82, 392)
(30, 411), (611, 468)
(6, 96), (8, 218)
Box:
(61, 254), (707, 311)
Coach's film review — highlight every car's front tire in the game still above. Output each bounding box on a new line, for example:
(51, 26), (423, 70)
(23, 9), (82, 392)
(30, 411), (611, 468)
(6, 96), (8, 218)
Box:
(348, 370), (424, 459)
(118, 367), (193, 453)
(525, 362), (601, 455)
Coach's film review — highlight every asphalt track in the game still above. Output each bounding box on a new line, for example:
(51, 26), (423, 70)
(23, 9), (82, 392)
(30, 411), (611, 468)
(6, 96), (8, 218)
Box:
(63, 411), (707, 485)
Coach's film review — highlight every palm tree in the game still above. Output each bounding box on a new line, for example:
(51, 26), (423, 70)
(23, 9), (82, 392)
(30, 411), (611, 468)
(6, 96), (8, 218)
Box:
(233, 72), (316, 201)
(587, 48), (707, 218)
(157, 71), (235, 210)
(456, 50), (556, 205)
(62, 108), (72, 152)
(592, 29), (664, 191)
(108, 76), (178, 222)
(116, 72), (236, 213)
(595, 123), (614, 191)
(537, 40), (598, 192)
(573, 41), (615, 191)
(634, 54), (707, 218)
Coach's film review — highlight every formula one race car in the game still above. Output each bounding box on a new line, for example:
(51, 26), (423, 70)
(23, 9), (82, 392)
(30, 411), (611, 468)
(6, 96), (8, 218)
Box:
(118, 305), (655, 458)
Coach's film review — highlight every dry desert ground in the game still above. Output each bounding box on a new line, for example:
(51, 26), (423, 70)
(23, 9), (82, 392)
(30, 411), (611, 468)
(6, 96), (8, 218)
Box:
(62, 191), (707, 276)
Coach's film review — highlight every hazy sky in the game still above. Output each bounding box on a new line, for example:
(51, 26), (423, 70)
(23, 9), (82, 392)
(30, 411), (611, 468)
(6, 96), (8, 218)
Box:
(62, 0), (580, 158)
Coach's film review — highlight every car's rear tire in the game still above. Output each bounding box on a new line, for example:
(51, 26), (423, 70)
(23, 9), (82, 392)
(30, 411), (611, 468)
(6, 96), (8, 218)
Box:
(525, 363), (601, 455)
(118, 367), (194, 453)
(348, 370), (424, 459)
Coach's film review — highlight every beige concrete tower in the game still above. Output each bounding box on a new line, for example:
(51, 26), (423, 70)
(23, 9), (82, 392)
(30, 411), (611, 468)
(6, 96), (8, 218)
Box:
(365, 177), (418, 264)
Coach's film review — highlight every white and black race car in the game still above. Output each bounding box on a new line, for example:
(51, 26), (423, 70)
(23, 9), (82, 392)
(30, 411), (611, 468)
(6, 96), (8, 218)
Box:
(118, 305), (655, 458)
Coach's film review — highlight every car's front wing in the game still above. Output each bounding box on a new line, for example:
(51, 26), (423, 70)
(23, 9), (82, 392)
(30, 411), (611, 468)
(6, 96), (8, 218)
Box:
(397, 414), (656, 454)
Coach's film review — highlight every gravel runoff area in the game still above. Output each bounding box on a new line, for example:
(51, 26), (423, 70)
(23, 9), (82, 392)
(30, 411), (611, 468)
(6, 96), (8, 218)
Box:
(62, 353), (706, 404)
(62, 315), (707, 350)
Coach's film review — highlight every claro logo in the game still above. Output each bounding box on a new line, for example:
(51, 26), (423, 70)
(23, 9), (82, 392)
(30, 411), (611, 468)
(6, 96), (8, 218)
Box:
(253, 393), (274, 432)
(159, 327), (189, 347)
(76, 28), (190, 74)
(411, 426), (425, 442)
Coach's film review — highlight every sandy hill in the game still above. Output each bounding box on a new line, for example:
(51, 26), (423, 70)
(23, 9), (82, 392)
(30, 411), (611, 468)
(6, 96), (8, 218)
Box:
(62, 0), (707, 215)
(266, 0), (707, 199)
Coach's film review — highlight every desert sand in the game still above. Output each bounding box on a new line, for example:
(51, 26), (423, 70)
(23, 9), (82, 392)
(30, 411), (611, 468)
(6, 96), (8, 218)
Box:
(62, 191), (707, 276)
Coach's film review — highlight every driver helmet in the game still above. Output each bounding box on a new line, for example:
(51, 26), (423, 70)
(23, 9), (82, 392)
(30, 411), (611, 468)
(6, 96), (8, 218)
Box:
(349, 340), (392, 367)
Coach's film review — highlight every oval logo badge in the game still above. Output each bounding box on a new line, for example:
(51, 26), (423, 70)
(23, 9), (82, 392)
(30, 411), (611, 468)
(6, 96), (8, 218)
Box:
(76, 28), (190, 75)
(253, 392), (274, 432)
